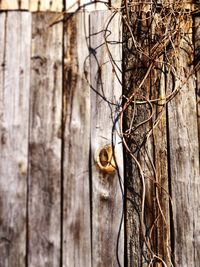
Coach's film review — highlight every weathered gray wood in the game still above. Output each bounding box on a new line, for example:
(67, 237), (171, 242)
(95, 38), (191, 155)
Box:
(0, 0), (63, 11)
(153, 62), (171, 266)
(92, 0), (108, 10)
(62, 11), (91, 267)
(0, 0), (29, 9)
(123, 7), (156, 266)
(123, 6), (173, 265)
(0, 12), (31, 267)
(66, 0), (108, 12)
(28, 13), (62, 267)
(90, 10), (124, 266)
(111, 0), (122, 9)
(167, 17), (200, 267)
(30, 0), (63, 11)
(193, 14), (200, 267)
(135, 11), (156, 265)
(194, 16), (200, 167)
(65, 0), (79, 12)
(123, 8), (144, 266)
(149, 14), (171, 265)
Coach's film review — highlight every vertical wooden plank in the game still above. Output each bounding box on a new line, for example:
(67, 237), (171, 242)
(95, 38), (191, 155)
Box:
(92, 0), (108, 10)
(153, 62), (171, 266)
(65, 0), (108, 12)
(135, 8), (157, 265)
(193, 14), (200, 266)
(62, 11), (91, 267)
(0, 0), (18, 9)
(66, 0), (79, 12)
(123, 6), (156, 266)
(80, 0), (99, 11)
(90, 10), (124, 266)
(0, 12), (31, 267)
(167, 16), (200, 266)
(123, 4), (175, 265)
(28, 13), (62, 267)
(30, 0), (63, 11)
(151, 13), (171, 265)
(21, 0), (29, 8)
(111, 0), (121, 9)
(0, 14), (4, 93)
(194, 16), (200, 163)
(123, 8), (144, 266)
(48, 0), (63, 11)
(0, 0), (29, 9)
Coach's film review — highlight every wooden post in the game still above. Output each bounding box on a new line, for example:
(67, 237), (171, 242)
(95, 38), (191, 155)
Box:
(0, 12), (31, 267)
(28, 13), (62, 267)
(62, 11), (92, 267)
(151, 13), (171, 266)
(90, 10), (124, 266)
(123, 1), (199, 266)
(123, 4), (157, 266)
(194, 11), (200, 267)
(194, 14), (200, 162)
(166, 10), (200, 267)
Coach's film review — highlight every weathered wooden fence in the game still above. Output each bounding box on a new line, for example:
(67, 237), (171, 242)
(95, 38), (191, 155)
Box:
(0, 1), (200, 267)
(0, 1), (123, 266)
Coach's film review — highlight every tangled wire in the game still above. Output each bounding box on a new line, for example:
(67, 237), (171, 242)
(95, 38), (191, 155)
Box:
(99, 1), (198, 266)
(52, 1), (199, 266)
(122, 1), (198, 267)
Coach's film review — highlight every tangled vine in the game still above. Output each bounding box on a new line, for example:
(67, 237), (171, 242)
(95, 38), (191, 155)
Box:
(52, 1), (199, 266)
(122, 1), (198, 267)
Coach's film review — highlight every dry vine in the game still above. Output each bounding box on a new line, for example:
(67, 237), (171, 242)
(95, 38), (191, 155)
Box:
(51, 1), (199, 266)
(121, 1), (197, 267)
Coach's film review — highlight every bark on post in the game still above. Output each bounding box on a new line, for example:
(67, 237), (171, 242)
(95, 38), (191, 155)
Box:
(123, 1), (200, 266)
(194, 14), (200, 160)
(123, 3), (157, 265)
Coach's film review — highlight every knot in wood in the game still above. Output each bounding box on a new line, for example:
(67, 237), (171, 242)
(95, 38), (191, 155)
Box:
(95, 145), (116, 174)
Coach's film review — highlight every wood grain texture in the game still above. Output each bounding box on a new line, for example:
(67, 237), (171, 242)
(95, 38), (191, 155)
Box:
(92, 1), (108, 10)
(153, 61), (171, 266)
(66, 0), (108, 12)
(0, 0), (108, 11)
(136, 10), (156, 265)
(62, 11), (92, 267)
(150, 15), (171, 265)
(90, 10), (124, 267)
(30, 0), (63, 11)
(28, 13), (62, 267)
(0, 0), (63, 10)
(193, 14), (200, 267)
(65, 0), (79, 12)
(194, 16), (200, 165)
(167, 17), (200, 267)
(111, 0), (121, 8)
(123, 9), (142, 266)
(123, 8), (154, 266)
(0, 0), (29, 9)
(0, 12), (31, 267)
